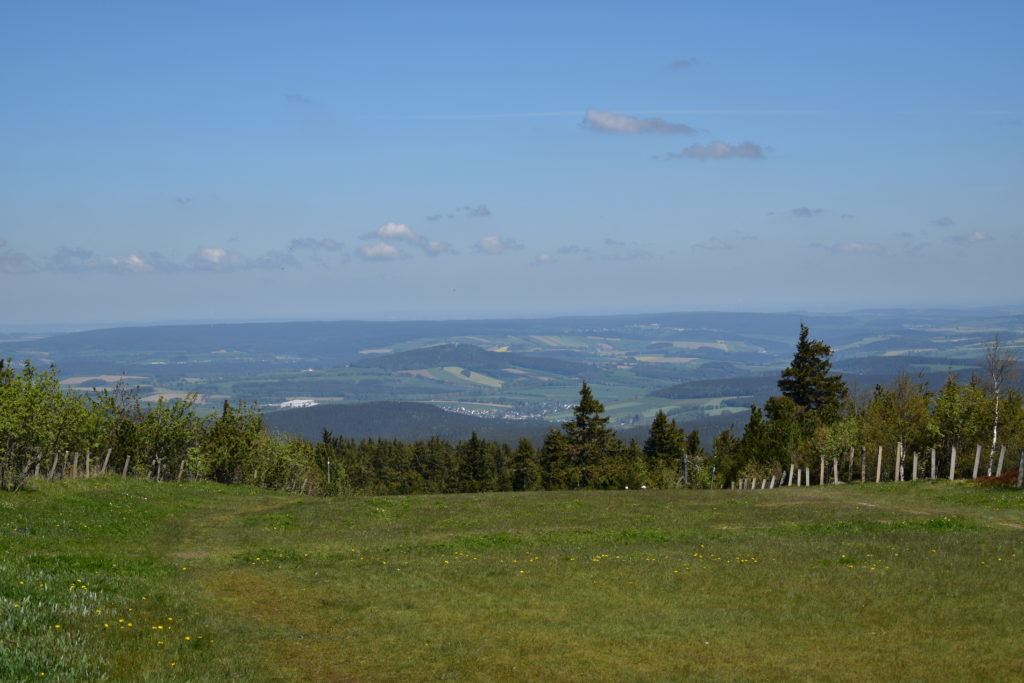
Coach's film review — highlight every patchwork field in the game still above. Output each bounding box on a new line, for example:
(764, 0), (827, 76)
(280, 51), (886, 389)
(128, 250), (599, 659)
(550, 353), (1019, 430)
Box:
(2, 479), (1022, 680)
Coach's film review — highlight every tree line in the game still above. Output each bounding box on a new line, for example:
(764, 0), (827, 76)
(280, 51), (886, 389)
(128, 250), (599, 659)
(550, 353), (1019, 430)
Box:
(713, 325), (1023, 484)
(1, 325), (1019, 493)
(0, 359), (705, 494)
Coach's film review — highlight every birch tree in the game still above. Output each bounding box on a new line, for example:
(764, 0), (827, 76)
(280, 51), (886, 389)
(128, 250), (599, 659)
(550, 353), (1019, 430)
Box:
(982, 335), (1019, 476)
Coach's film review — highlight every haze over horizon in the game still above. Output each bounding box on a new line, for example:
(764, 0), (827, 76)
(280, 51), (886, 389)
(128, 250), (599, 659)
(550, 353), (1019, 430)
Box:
(3, 2), (1022, 328)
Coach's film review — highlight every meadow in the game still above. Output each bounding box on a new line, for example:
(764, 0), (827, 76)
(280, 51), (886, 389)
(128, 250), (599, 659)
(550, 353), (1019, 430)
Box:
(2, 479), (1022, 681)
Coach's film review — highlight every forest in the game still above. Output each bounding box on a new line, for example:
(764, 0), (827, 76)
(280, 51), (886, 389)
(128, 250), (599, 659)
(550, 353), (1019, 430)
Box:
(1, 325), (1021, 493)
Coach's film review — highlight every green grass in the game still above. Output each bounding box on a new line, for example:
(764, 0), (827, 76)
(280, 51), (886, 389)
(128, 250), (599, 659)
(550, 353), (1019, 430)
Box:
(3, 479), (1023, 680)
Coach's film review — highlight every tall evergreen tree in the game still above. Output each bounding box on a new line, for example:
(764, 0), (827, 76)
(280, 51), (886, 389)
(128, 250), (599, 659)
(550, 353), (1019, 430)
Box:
(644, 410), (687, 486)
(511, 437), (542, 491)
(553, 382), (621, 488)
(777, 323), (848, 424)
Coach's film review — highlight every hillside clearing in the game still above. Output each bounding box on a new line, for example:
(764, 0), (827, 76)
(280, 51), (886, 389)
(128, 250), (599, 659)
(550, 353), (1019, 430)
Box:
(2, 480), (1022, 680)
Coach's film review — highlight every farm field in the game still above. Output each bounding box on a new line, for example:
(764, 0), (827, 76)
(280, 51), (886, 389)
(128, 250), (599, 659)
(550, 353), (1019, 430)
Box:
(2, 479), (1023, 680)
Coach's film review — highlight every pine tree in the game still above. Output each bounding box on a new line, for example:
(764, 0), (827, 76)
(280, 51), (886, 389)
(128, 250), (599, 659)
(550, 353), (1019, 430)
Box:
(644, 410), (687, 486)
(777, 323), (848, 423)
(553, 382), (620, 488)
(562, 382), (615, 446)
(511, 437), (541, 491)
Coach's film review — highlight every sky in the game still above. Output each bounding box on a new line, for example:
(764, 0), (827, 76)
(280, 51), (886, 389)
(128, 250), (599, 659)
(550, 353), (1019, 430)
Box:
(2, 1), (1022, 328)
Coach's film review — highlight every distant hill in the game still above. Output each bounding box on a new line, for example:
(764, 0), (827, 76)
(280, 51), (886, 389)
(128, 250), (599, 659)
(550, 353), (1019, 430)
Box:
(266, 399), (741, 452)
(264, 401), (554, 445)
(354, 342), (606, 379)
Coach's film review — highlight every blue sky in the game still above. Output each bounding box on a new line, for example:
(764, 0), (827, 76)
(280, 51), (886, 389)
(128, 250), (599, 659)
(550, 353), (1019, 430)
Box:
(2, 1), (1022, 327)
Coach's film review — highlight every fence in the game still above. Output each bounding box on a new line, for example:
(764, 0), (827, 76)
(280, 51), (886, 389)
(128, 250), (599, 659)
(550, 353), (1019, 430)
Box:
(730, 443), (1024, 490)
(15, 449), (316, 495)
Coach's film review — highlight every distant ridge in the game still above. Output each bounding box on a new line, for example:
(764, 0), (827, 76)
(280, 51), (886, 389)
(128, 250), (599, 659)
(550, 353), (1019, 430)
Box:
(354, 342), (604, 378)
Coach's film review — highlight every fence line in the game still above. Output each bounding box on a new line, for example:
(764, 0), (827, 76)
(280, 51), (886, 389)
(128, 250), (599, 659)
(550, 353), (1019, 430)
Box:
(731, 442), (1024, 489)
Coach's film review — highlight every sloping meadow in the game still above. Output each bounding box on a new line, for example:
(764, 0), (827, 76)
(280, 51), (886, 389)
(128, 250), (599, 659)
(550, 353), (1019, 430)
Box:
(2, 478), (1022, 680)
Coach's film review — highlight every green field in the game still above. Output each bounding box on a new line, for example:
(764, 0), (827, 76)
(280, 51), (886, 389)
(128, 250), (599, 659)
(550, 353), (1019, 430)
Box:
(3, 479), (1023, 680)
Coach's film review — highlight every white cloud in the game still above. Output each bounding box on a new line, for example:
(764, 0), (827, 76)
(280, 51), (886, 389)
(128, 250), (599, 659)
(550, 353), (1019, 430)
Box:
(931, 216), (956, 227)
(107, 254), (156, 273)
(947, 231), (993, 245)
(372, 222), (419, 241)
(668, 141), (766, 160)
(582, 109), (695, 134)
(475, 236), (523, 254)
(359, 242), (405, 260)
(361, 221), (450, 255)
(189, 247), (249, 270)
(424, 240), (452, 255)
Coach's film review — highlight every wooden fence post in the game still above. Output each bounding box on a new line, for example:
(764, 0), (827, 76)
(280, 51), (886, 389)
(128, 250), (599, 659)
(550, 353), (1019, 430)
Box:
(833, 457), (840, 484)
(912, 452), (918, 481)
(47, 453), (59, 480)
(972, 444), (981, 479)
(930, 448), (936, 480)
(788, 463), (796, 486)
(819, 458), (825, 486)
(949, 446), (957, 480)
(1017, 453), (1023, 489)
(61, 451), (69, 478)
(72, 452), (79, 479)
(761, 478), (767, 489)
(996, 445), (1006, 477)
(122, 455), (131, 478)
(875, 446), (883, 483)
(85, 451), (91, 478)
(101, 448), (111, 474)
(847, 447), (855, 482)
(769, 475), (776, 488)
(796, 468), (802, 486)
(177, 460), (186, 482)
(861, 447), (866, 483)
(805, 466), (811, 487)
(894, 442), (901, 482)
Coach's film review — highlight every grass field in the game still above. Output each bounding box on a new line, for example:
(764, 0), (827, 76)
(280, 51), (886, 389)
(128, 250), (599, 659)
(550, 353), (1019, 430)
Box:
(3, 479), (1023, 681)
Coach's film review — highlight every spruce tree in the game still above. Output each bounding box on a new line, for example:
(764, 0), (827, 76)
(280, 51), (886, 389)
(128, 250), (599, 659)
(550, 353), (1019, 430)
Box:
(644, 410), (686, 485)
(555, 382), (620, 488)
(777, 323), (848, 423)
